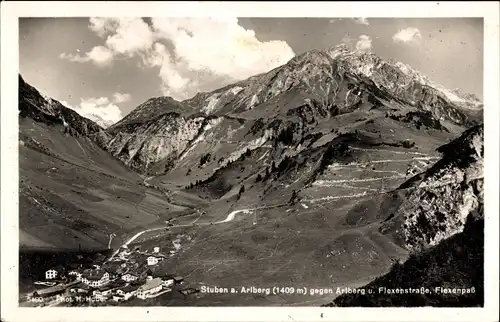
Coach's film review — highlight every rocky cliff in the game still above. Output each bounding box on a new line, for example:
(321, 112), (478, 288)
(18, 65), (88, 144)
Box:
(106, 112), (220, 174)
(380, 124), (484, 252)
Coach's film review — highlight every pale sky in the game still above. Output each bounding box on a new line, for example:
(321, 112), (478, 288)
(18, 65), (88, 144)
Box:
(19, 17), (483, 125)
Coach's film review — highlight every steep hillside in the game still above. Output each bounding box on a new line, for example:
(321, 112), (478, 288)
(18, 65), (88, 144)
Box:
(19, 75), (190, 251)
(323, 125), (484, 307)
(19, 75), (111, 149)
(326, 217), (484, 307)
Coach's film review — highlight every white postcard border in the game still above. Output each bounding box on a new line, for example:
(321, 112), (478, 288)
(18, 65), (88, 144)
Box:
(1, 2), (499, 321)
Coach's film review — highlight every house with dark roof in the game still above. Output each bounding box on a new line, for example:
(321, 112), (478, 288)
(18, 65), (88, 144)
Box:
(116, 284), (139, 300)
(112, 294), (125, 302)
(30, 284), (66, 298)
(67, 266), (84, 280)
(163, 276), (174, 288)
(92, 281), (124, 300)
(179, 288), (200, 296)
(147, 256), (160, 266)
(80, 269), (109, 288)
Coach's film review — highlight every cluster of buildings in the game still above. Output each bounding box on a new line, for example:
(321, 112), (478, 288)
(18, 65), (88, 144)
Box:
(26, 246), (187, 305)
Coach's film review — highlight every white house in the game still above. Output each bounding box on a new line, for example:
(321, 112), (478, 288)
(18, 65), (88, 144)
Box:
(121, 273), (138, 282)
(45, 265), (66, 280)
(45, 269), (58, 280)
(153, 247), (160, 253)
(101, 288), (114, 297)
(163, 278), (174, 288)
(147, 256), (159, 266)
(136, 278), (163, 300)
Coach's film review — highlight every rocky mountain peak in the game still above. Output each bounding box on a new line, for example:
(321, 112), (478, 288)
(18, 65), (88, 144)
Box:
(451, 88), (482, 103)
(322, 46), (482, 110)
(102, 40), (484, 175)
(288, 49), (333, 67)
(325, 43), (351, 58)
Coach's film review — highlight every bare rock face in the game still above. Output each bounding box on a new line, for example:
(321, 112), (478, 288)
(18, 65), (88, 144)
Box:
(106, 113), (222, 174)
(327, 45), (482, 109)
(383, 125), (484, 252)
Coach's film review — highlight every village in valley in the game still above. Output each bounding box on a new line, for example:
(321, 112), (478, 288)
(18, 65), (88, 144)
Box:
(22, 243), (201, 307)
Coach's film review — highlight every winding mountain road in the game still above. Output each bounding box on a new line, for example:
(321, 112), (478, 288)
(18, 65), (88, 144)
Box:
(108, 207), (263, 260)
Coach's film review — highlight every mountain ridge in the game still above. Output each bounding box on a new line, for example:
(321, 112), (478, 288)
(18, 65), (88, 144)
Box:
(19, 74), (112, 149)
(111, 45), (482, 128)
(103, 45), (481, 175)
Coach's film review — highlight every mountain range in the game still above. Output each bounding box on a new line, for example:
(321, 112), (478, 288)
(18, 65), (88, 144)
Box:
(18, 44), (484, 306)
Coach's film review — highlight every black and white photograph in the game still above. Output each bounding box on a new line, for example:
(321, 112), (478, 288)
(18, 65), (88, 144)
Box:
(1, 2), (499, 322)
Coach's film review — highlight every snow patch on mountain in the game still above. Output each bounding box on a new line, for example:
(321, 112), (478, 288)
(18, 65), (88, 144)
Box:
(84, 113), (115, 128)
